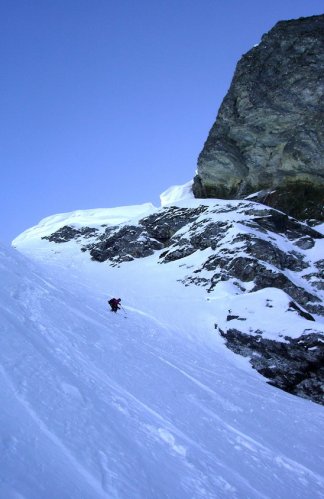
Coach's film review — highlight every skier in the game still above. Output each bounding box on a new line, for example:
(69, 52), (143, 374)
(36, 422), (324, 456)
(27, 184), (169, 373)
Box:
(108, 297), (121, 312)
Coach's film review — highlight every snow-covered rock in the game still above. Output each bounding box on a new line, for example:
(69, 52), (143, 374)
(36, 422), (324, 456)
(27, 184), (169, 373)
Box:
(13, 198), (324, 405)
(2, 194), (324, 497)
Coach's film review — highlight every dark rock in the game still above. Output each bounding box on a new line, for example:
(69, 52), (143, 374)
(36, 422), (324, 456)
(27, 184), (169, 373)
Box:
(193, 15), (324, 221)
(42, 225), (98, 243)
(140, 206), (208, 242)
(146, 222), (172, 243)
(288, 301), (315, 321)
(161, 245), (196, 262)
(189, 221), (229, 250)
(253, 270), (322, 313)
(233, 235), (307, 271)
(183, 249), (323, 314)
(294, 236), (315, 250)
(84, 225), (163, 264)
(245, 209), (323, 241)
(227, 314), (246, 322)
(159, 220), (230, 263)
(246, 184), (324, 222)
(219, 327), (324, 405)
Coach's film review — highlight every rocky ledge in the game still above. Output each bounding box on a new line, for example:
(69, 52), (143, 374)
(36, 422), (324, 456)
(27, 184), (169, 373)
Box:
(219, 310), (324, 405)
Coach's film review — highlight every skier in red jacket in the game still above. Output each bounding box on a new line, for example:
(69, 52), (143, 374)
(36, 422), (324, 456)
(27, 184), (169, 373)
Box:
(108, 298), (121, 312)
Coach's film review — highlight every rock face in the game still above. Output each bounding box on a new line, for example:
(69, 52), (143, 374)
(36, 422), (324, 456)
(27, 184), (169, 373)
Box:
(219, 327), (324, 405)
(193, 15), (324, 221)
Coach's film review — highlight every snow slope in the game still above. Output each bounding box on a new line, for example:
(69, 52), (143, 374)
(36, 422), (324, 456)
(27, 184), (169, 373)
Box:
(2, 201), (324, 498)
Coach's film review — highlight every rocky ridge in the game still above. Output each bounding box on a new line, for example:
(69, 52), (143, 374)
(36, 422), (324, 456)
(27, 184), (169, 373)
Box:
(42, 201), (323, 312)
(39, 200), (324, 404)
(193, 14), (324, 222)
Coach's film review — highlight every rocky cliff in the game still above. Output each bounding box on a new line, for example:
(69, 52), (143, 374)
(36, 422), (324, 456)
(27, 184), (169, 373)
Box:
(193, 15), (324, 222)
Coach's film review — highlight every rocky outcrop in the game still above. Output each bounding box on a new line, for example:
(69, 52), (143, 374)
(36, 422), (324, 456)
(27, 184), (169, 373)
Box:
(42, 206), (209, 265)
(83, 225), (164, 263)
(219, 326), (324, 405)
(41, 201), (324, 315)
(193, 15), (324, 221)
(36, 199), (324, 404)
(43, 225), (99, 242)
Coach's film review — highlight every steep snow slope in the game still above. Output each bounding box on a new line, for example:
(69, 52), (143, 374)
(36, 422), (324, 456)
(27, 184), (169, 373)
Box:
(3, 200), (324, 498)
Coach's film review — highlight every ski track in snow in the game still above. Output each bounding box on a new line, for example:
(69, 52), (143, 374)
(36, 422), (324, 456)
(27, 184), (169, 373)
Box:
(1, 224), (324, 499)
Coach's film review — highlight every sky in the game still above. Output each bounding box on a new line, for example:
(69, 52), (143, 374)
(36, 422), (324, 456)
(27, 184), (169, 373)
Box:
(1, 0), (323, 243)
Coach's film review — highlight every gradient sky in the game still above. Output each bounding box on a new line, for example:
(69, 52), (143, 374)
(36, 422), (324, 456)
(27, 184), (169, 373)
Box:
(1, 1), (323, 242)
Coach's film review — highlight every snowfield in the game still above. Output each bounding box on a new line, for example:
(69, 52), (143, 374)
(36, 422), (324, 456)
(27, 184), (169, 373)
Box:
(2, 196), (324, 498)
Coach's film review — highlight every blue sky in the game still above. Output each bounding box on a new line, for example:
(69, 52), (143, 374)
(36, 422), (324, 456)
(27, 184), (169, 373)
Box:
(1, 1), (323, 242)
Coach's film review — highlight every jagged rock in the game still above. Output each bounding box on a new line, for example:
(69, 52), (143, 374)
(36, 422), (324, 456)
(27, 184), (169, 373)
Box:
(42, 225), (98, 243)
(140, 206), (208, 240)
(193, 15), (324, 221)
(186, 252), (322, 313)
(84, 225), (163, 264)
(245, 185), (324, 222)
(243, 209), (322, 241)
(85, 206), (209, 264)
(40, 201), (323, 315)
(233, 235), (307, 271)
(159, 220), (229, 262)
(227, 314), (246, 322)
(219, 328), (324, 405)
(288, 301), (315, 321)
(253, 272), (322, 315)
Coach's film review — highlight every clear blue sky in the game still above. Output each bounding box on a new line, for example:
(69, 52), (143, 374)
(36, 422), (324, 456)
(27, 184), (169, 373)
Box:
(1, 1), (323, 242)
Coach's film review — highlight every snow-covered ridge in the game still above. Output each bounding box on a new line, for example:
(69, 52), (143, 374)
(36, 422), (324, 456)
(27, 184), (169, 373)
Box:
(13, 203), (157, 245)
(13, 180), (196, 246)
(13, 198), (324, 319)
(3, 191), (324, 496)
(13, 196), (324, 406)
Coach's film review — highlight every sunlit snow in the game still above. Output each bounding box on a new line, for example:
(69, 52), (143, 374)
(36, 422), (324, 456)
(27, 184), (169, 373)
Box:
(160, 180), (195, 207)
(2, 199), (324, 498)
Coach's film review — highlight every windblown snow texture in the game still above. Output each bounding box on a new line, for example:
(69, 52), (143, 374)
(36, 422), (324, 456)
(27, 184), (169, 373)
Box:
(3, 194), (324, 498)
